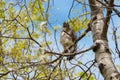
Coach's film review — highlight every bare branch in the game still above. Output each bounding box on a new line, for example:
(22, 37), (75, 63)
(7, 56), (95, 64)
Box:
(0, 36), (30, 39)
(97, 0), (120, 17)
(15, 19), (42, 47)
(75, 24), (91, 44)
(46, 44), (96, 56)
(112, 27), (120, 57)
(79, 61), (96, 80)
(68, 0), (75, 18)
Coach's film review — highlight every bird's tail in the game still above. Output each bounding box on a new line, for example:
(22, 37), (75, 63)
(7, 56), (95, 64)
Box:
(67, 56), (74, 60)
(66, 45), (76, 61)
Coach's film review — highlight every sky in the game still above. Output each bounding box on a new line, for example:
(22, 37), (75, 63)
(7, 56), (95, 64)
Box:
(42, 0), (120, 79)
(43, 0), (101, 79)
(43, 0), (95, 65)
(43, 0), (120, 57)
(3, 0), (120, 79)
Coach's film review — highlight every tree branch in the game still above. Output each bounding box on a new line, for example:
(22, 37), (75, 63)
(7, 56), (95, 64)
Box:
(0, 36), (30, 39)
(97, 0), (120, 17)
(75, 23), (91, 44)
(46, 44), (96, 56)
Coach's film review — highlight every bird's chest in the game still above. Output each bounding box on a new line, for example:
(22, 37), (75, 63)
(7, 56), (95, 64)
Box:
(61, 32), (72, 44)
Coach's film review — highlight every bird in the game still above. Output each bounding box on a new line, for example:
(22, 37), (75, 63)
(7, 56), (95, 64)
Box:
(60, 22), (77, 60)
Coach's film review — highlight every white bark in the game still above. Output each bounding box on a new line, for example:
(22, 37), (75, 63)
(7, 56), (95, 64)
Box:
(89, 0), (120, 80)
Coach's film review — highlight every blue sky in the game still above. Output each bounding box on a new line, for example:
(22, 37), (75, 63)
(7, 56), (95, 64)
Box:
(3, 0), (120, 79)
(43, 0), (90, 56)
(43, 0), (99, 79)
(42, 0), (120, 79)
(44, 0), (90, 25)
(44, 0), (74, 26)
(43, 0), (120, 56)
(43, 0), (93, 51)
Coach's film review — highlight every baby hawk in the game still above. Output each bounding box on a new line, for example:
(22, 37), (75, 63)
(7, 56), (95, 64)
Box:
(60, 22), (77, 60)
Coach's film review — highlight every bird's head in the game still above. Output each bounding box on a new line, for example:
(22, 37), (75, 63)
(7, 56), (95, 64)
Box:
(63, 22), (70, 28)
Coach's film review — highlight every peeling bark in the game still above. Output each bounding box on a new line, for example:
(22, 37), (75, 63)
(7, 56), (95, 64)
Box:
(89, 0), (120, 80)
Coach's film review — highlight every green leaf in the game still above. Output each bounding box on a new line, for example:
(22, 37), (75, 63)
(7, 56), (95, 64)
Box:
(68, 17), (90, 32)
(0, 9), (4, 18)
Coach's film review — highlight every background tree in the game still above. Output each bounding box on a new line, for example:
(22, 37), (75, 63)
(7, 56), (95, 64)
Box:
(0, 0), (120, 80)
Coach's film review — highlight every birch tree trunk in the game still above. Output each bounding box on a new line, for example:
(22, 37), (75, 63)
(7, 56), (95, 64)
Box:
(89, 0), (120, 80)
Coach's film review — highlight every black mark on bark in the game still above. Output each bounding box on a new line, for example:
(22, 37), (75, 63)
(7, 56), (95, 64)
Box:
(99, 63), (105, 74)
(93, 43), (100, 52)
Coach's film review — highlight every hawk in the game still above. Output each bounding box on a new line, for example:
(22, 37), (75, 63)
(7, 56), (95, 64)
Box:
(60, 22), (77, 60)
